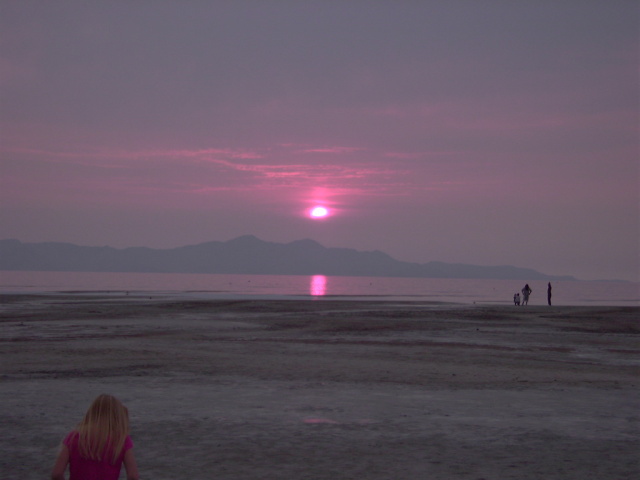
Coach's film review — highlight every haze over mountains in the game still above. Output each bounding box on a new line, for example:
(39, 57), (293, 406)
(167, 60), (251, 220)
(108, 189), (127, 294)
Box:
(0, 236), (574, 281)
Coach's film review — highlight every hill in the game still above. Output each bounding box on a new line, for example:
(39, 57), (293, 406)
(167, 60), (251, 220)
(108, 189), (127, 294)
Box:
(0, 236), (575, 280)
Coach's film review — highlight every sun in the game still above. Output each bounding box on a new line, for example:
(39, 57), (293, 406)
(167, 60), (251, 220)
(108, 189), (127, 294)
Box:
(310, 206), (329, 218)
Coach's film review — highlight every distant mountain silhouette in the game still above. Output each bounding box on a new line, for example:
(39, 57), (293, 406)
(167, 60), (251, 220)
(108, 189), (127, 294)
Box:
(0, 236), (575, 280)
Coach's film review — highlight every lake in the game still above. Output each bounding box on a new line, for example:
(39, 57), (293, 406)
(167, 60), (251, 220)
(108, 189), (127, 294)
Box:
(0, 271), (638, 306)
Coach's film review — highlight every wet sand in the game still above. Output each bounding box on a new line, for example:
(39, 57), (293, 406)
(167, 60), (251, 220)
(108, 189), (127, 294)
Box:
(1, 294), (638, 479)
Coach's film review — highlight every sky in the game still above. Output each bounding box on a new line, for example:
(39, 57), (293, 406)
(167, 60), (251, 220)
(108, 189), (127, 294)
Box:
(1, 1), (638, 282)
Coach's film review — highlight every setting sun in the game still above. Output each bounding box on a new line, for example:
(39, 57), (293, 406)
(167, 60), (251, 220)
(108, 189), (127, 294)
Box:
(310, 206), (329, 218)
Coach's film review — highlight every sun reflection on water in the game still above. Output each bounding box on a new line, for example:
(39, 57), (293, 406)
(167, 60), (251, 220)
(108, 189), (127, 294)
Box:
(310, 275), (327, 296)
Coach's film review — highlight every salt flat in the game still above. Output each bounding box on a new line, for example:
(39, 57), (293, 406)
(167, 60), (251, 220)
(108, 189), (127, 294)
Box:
(1, 295), (638, 479)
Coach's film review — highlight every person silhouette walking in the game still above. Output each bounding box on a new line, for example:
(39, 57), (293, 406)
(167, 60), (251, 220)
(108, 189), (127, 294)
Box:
(521, 284), (532, 305)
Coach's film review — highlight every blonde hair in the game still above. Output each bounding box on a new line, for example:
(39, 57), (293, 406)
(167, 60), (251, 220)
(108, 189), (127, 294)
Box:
(75, 394), (130, 464)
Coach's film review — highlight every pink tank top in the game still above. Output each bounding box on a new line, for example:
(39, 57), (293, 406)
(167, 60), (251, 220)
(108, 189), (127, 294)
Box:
(63, 431), (134, 480)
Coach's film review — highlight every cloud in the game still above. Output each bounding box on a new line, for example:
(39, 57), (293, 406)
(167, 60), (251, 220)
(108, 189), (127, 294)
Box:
(1, 143), (421, 207)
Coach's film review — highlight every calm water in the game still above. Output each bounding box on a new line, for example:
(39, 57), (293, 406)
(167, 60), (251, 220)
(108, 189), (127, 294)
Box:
(0, 271), (638, 306)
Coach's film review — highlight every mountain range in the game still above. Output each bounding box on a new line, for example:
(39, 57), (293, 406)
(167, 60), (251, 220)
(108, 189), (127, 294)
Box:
(0, 236), (575, 281)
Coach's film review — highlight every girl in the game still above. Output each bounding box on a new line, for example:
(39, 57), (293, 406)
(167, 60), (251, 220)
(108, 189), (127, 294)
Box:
(51, 394), (140, 480)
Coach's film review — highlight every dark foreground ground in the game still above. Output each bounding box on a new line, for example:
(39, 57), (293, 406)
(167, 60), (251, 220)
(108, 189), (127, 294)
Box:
(0, 295), (638, 479)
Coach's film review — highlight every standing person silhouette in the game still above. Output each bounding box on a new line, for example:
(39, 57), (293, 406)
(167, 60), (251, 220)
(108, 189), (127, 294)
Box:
(521, 284), (532, 305)
(547, 282), (552, 305)
(51, 394), (140, 480)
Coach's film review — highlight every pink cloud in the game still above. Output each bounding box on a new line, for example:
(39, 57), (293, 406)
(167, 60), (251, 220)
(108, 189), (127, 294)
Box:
(2, 142), (431, 213)
(297, 146), (364, 154)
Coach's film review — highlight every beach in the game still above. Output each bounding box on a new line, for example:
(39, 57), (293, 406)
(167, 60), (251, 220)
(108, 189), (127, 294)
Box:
(1, 295), (638, 479)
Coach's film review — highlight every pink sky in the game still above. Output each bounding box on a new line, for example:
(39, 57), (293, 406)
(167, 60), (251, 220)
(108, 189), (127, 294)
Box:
(1, 1), (638, 281)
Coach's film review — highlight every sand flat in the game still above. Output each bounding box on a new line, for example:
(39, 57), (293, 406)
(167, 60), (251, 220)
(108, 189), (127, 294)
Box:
(1, 295), (638, 479)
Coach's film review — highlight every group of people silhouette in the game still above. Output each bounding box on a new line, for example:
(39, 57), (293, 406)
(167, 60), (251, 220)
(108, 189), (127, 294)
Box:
(513, 282), (552, 306)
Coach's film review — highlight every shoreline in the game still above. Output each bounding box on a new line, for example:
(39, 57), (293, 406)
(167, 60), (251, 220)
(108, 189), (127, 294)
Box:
(1, 296), (638, 479)
(1, 290), (638, 307)
(2, 272), (638, 307)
